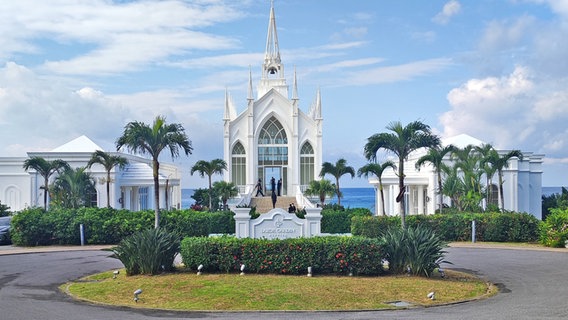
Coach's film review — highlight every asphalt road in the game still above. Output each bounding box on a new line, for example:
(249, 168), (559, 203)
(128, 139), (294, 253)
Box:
(0, 247), (567, 320)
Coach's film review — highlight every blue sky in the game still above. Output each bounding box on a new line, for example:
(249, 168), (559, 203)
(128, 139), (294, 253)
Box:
(1, 0), (568, 188)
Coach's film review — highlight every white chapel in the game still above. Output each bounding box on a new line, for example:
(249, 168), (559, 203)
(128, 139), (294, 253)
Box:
(223, 3), (323, 198)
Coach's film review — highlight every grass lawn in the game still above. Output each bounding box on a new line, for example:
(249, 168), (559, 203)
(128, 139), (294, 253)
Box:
(62, 269), (495, 311)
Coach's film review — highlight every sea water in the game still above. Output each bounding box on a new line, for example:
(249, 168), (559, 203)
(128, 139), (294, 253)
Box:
(182, 188), (376, 214)
(182, 186), (566, 214)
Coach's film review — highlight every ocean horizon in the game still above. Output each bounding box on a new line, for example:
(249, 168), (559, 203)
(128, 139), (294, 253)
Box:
(182, 186), (566, 214)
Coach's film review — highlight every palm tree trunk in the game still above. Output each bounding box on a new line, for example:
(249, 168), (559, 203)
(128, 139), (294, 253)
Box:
(379, 182), (386, 216)
(106, 172), (111, 207)
(398, 160), (406, 229)
(437, 171), (443, 214)
(153, 158), (160, 228)
(498, 171), (504, 212)
(208, 175), (213, 211)
(336, 178), (341, 206)
(43, 177), (49, 210)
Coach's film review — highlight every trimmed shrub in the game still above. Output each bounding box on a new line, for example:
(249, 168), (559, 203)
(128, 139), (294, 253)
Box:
(352, 212), (541, 243)
(351, 216), (399, 238)
(112, 228), (180, 275)
(10, 207), (53, 246)
(540, 208), (568, 247)
(381, 226), (450, 277)
(10, 207), (235, 246)
(180, 236), (385, 276)
(321, 208), (371, 234)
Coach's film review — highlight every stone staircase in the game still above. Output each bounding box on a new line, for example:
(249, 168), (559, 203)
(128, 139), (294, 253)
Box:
(249, 195), (297, 214)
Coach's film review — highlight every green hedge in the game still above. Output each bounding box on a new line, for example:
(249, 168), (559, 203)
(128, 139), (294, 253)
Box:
(321, 208), (371, 234)
(10, 207), (235, 246)
(180, 236), (385, 276)
(352, 212), (541, 242)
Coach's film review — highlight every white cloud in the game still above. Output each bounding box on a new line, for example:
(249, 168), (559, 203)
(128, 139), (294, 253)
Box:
(339, 58), (453, 86)
(433, 0), (461, 25)
(439, 66), (568, 159)
(0, 0), (244, 75)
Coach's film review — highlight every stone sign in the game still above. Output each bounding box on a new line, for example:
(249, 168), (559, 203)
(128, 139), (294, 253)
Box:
(233, 207), (322, 239)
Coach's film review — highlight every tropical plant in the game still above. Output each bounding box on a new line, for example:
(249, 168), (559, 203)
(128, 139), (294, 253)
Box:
(319, 158), (355, 206)
(213, 180), (238, 210)
(481, 149), (523, 212)
(116, 115), (193, 228)
(540, 208), (568, 247)
(542, 187), (568, 220)
(22, 157), (70, 209)
(0, 201), (10, 217)
(50, 167), (97, 209)
(112, 228), (180, 275)
(357, 161), (396, 216)
(415, 145), (455, 214)
(447, 145), (485, 211)
(364, 121), (440, 229)
(87, 150), (129, 207)
(190, 159), (227, 211)
(304, 179), (336, 207)
(380, 225), (450, 277)
(476, 143), (497, 208)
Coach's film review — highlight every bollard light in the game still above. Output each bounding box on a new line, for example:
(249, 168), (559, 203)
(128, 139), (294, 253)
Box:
(307, 266), (312, 277)
(133, 289), (142, 302)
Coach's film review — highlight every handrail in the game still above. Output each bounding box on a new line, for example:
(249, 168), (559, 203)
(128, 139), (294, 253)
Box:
(295, 185), (315, 209)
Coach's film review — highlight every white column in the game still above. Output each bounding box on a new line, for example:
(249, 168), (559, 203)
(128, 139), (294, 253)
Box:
(417, 185), (424, 215)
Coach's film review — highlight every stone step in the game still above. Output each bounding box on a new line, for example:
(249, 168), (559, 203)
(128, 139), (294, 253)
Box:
(250, 196), (297, 213)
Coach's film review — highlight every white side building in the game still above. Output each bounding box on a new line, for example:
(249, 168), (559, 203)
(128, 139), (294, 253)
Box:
(0, 135), (182, 212)
(369, 134), (544, 219)
(223, 3), (323, 198)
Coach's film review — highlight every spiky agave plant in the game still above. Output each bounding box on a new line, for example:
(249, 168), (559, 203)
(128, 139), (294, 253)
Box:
(381, 225), (451, 277)
(113, 228), (180, 275)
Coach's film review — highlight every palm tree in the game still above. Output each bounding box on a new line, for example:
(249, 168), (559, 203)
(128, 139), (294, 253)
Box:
(190, 159), (227, 211)
(50, 167), (96, 209)
(116, 115), (192, 228)
(364, 121), (440, 229)
(451, 145), (484, 210)
(87, 150), (129, 207)
(304, 179), (336, 207)
(482, 149), (523, 212)
(476, 143), (497, 209)
(213, 180), (238, 210)
(22, 157), (70, 209)
(319, 158), (355, 206)
(415, 145), (456, 214)
(357, 161), (396, 216)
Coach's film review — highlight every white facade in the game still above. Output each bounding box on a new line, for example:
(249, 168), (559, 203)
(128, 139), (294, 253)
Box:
(223, 3), (323, 197)
(0, 135), (182, 212)
(369, 134), (544, 219)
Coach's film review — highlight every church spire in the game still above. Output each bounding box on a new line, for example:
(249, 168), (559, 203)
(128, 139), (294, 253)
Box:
(257, 0), (288, 98)
(264, 0), (281, 76)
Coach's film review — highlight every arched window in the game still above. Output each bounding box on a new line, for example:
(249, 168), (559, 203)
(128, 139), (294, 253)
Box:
(300, 142), (314, 186)
(232, 142), (246, 190)
(258, 117), (288, 167)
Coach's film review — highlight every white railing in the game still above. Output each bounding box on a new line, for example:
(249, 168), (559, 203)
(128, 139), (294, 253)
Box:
(295, 185), (315, 209)
(230, 184), (253, 210)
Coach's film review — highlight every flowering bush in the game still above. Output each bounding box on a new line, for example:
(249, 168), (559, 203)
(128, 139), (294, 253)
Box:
(180, 236), (385, 276)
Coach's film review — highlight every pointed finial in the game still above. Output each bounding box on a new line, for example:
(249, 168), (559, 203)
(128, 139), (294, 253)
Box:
(248, 66), (254, 101)
(292, 66), (299, 100)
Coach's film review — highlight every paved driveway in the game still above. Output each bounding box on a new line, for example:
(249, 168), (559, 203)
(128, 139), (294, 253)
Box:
(0, 246), (567, 319)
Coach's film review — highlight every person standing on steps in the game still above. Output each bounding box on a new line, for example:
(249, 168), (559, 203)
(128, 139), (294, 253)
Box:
(255, 178), (264, 197)
(271, 190), (277, 208)
(270, 177), (276, 193)
(277, 178), (282, 196)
